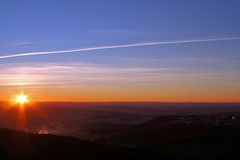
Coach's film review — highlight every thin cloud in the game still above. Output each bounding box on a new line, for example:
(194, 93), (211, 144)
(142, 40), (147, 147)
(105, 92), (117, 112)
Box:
(1, 63), (239, 87)
(10, 42), (34, 46)
(0, 63), (175, 86)
(0, 37), (240, 59)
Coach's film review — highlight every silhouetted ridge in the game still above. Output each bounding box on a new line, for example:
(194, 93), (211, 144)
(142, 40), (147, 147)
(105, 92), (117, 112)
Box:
(0, 128), (163, 160)
(97, 113), (240, 160)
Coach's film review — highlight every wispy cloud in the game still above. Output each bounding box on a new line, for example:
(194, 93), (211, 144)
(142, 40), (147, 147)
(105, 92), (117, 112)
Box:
(0, 37), (239, 60)
(0, 63), (239, 88)
(88, 29), (148, 37)
(0, 63), (175, 87)
(89, 29), (184, 37)
(10, 42), (34, 46)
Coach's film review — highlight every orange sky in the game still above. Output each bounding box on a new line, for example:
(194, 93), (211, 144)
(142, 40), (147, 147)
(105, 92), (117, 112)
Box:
(0, 63), (240, 103)
(1, 82), (240, 103)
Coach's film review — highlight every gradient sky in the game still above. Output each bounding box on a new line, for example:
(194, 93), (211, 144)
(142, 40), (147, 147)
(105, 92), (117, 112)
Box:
(0, 0), (240, 102)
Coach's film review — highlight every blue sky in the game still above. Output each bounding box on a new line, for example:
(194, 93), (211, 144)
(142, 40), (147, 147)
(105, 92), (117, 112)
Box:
(0, 0), (240, 102)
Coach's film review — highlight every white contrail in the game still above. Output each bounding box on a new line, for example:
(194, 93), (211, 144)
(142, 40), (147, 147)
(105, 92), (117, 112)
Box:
(0, 37), (239, 60)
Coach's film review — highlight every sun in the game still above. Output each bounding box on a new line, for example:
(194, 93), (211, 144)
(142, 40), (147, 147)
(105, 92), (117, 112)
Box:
(15, 93), (29, 105)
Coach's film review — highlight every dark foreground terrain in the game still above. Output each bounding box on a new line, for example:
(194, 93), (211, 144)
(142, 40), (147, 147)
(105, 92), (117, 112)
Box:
(0, 128), (162, 160)
(1, 103), (240, 159)
(1, 112), (240, 160)
(97, 113), (240, 160)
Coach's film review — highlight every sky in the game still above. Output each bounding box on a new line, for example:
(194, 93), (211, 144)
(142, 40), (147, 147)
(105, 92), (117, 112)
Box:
(0, 0), (240, 102)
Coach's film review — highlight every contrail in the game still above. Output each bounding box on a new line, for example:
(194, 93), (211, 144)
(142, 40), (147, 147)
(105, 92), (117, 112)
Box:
(0, 37), (239, 60)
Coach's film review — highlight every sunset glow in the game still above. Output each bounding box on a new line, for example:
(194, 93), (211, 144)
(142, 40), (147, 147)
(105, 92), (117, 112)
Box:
(15, 93), (29, 105)
(1, 1), (240, 159)
(0, 1), (240, 103)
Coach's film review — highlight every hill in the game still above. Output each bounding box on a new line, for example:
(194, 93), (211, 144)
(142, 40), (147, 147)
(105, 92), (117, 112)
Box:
(0, 128), (163, 160)
(1, 111), (240, 159)
(97, 113), (240, 160)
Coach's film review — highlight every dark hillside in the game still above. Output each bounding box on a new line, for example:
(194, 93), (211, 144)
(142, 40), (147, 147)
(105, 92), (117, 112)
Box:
(0, 128), (163, 160)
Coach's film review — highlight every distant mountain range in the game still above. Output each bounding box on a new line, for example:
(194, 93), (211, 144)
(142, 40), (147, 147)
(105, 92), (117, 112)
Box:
(1, 103), (240, 159)
(96, 112), (240, 160)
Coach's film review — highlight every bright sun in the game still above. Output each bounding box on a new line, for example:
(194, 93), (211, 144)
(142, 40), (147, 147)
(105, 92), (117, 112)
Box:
(16, 93), (29, 105)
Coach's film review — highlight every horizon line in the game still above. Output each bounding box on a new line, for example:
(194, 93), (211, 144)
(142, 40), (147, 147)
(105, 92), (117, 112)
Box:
(1, 100), (240, 104)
